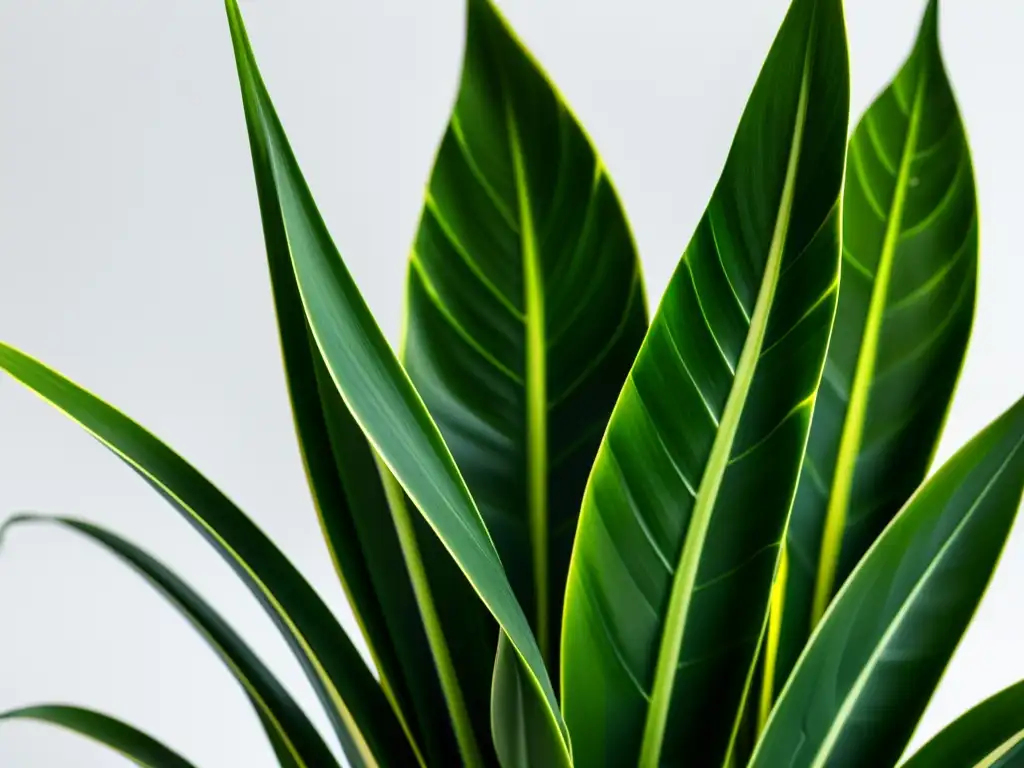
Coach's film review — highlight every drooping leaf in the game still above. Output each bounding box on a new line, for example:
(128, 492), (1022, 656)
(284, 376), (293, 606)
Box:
(770, 0), (979, 700)
(901, 680), (1024, 768)
(559, 0), (849, 765)
(224, 1), (455, 762)
(0, 706), (197, 768)
(750, 396), (1024, 768)
(0, 515), (340, 768)
(402, 0), (647, 682)
(0, 342), (411, 768)
(223, 0), (570, 763)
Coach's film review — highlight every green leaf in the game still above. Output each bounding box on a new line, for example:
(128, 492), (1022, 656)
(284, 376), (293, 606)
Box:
(560, 0), (849, 765)
(0, 515), (340, 768)
(0, 343), (410, 768)
(225, 0), (456, 760)
(223, 0), (570, 763)
(769, 0), (979, 702)
(750, 396), (1024, 768)
(902, 680), (1024, 768)
(491, 634), (571, 768)
(402, 0), (646, 679)
(0, 706), (197, 768)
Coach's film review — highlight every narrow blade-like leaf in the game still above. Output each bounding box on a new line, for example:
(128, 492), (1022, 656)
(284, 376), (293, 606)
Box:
(0, 515), (340, 768)
(750, 396), (1024, 768)
(771, 0), (979, 699)
(0, 706), (197, 768)
(901, 680), (1024, 768)
(403, 0), (646, 677)
(223, 0), (570, 762)
(560, 0), (849, 765)
(224, 1), (455, 761)
(491, 634), (569, 768)
(0, 342), (411, 768)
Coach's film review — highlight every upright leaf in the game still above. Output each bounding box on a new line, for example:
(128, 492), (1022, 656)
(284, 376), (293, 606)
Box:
(771, 0), (978, 698)
(224, 0), (571, 763)
(402, 0), (647, 677)
(0, 342), (411, 768)
(561, 0), (849, 765)
(1, 515), (340, 768)
(224, 1), (455, 762)
(750, 396), (1024, 768)
(0, 706), (197, 768)
(902, 680), (1024, 768)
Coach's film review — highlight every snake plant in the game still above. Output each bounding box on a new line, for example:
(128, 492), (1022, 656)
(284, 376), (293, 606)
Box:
(2, 0), (1022, 765)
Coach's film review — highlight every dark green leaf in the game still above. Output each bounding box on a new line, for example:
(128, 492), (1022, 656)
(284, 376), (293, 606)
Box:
(257, 707), (303, 768)
(0, 515), (340, 768)
(0, 343), (410, 768)
(770, 0), (978, 701)
(902, 679), (1024, 768)
(0, 706), (197, 768)
(225, 0), (456, 759)
(402, 0), (646, 681)
(560, 0), (849, 765)
(750, 396), (1024, 768)
(491, 634), (569, 768)
(223, 0), (569, 763)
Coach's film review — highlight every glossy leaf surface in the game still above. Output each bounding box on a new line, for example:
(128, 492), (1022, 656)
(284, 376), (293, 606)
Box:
(0, 706), (197, 768)
(0, 515), (340, 768)
(224, 0), (570, 762)
(751, 396), (1024, 768)
(403, 0), (646, 678)
(560, 0), (849, 765)
(0, 342), (408, 768)
(902, 679), (1024, 768)
(224, 2), (454, 762)
(773, 0), (979, 695)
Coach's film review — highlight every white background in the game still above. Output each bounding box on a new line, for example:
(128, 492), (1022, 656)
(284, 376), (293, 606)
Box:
(0, 0), (1021, 765)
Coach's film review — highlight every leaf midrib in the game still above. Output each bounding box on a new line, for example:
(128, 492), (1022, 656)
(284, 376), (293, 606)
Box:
(811, 54), (930, 625)
(505, 80), (550, 664)
(635, 31), (815, 768)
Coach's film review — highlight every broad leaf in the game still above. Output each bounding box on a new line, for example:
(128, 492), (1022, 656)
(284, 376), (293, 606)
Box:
(0, 342), (411, 768)
(902, 679), (1024, 768)
(770, 0), (978, 699)
(0, 706), (197, 768)
(403, 0), (646, 678)
(224, 0), (570, 763)
(750, 396), (1024, 768)
(225, 1), (455, 762)
(560, 0), (849, 765)
(0, 515), (340, 768)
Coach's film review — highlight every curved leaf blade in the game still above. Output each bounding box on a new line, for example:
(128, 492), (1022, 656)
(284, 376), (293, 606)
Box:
(0, 342), (410, 768)
(0, 514), (341, 768)
(560, 0), (849, 765)
(403, 0), (647, 676)
(0, 706), (197, 768)
(772, 0), (979, 697)
(902, 680), (1024, 768)
(750, 396), (1024, 768)
(225, 0), (456, 760)
(491, 635), (570, 768)
(223, 0), (569, 761)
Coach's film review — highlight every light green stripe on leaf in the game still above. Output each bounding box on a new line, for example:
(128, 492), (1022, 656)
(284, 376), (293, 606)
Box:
(812, 44), (929, 625)
(639, 36), (814, 768)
